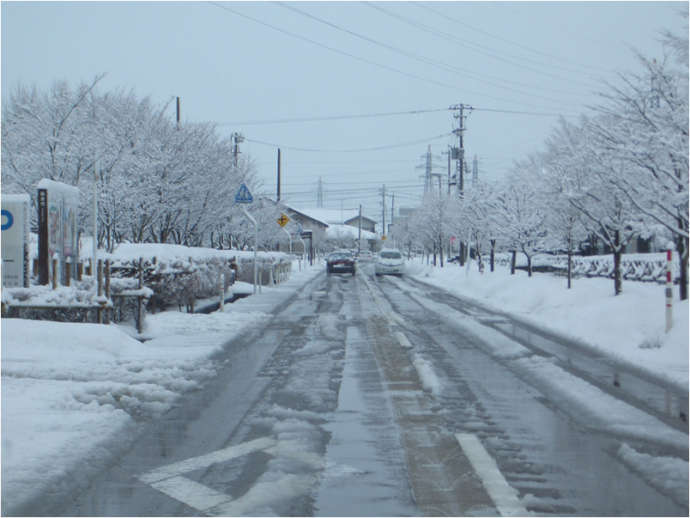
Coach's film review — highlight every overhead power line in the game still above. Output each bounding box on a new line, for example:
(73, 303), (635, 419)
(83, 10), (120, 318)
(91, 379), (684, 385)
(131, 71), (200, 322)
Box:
(366, 2), (601, 91)
(218, 107), (449, 126)
(208, 2), (466, 93)
(208, 1), (585, 110)
(245, 132), (453, 153)
(219, 105), (575, 134)
(277, 1), (591, 102)
(473, 106), (578, 117)
(413, 2), (610, 75)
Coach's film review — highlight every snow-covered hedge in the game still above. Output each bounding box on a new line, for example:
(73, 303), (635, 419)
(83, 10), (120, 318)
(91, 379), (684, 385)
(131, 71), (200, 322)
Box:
(105, 244), (291, 311)
(6, 243), (292, 321)
(485, 252), (680, 284)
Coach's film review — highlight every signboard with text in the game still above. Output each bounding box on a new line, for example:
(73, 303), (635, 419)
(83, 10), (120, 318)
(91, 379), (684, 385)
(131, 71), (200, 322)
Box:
(1, 194), (30, 287)
(37, 179), (80, 285)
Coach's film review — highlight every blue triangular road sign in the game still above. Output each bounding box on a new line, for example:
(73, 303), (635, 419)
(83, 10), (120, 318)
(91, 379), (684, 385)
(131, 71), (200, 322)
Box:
(235, 183), (254, 204)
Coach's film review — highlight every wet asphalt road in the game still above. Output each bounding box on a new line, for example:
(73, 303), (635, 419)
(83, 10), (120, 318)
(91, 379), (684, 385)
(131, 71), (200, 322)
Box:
(30, 262), (688, 516)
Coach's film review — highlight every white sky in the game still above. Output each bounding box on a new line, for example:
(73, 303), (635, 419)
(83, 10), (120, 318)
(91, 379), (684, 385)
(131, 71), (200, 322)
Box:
(2, 1), (687, 224)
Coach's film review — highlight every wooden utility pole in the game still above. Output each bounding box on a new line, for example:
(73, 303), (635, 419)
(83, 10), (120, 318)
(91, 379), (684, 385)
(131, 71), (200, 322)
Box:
(277, 148), (281, 201)
(450, 103), (473, 198)
(391, 194), (395, 231)
(381, 185), (386, 238)
(232, 132), (244, 168)
(358, 204), (362, 254)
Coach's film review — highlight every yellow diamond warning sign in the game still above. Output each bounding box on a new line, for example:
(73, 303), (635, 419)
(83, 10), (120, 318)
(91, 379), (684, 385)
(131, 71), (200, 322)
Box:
(277, 213), (290, 227)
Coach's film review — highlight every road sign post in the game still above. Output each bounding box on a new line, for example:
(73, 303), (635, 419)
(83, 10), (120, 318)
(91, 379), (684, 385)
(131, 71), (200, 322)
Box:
(301, 230), (313, 266)
(282, 227), (292, 254)
(276, 213), (292, 254)
(235, 184), (258, 294)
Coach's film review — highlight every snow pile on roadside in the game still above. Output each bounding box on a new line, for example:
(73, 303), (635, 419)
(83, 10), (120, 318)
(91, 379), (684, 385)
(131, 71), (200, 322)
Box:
(617, 443), (689, 507)
(412, 354), (442, 396)
(407, 260), (689, 389)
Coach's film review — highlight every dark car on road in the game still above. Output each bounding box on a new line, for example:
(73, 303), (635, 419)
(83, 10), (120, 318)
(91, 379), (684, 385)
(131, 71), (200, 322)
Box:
(326, 250), (356, 276)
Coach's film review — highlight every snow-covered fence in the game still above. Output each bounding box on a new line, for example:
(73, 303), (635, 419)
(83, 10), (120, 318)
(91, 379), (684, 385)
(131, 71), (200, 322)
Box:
(1, 275), (114, 323)
(1, 259), (152, 327)
(105, 244), (292, 313)
(486, 252), (681, 284)
(236, 254), (292, 286)
(108, 254), (236, 314)
(6, 242), (293, 326)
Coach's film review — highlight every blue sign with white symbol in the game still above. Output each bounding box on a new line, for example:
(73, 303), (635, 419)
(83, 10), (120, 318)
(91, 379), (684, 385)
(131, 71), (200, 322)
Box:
(235, 183), (254, 204)
(1, 209), (13, 231)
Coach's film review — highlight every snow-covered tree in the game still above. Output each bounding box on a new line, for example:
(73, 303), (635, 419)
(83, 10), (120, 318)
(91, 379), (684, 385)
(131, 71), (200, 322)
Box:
(1, 78), (262, 252)
(489, 166), (549, 277)
(542, 121), (591, 288)
(586, 26), (688, 298)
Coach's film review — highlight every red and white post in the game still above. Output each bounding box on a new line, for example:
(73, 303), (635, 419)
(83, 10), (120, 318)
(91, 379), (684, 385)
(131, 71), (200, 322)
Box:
(665, 245), (673, 333)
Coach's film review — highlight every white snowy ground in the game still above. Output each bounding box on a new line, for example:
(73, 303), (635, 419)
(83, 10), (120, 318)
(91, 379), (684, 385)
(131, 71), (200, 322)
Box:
(2, 255), (688, 513)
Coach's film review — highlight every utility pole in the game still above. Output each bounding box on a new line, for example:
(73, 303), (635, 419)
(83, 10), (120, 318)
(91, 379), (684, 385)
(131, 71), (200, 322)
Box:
(382, 184), (386, 238)
(358, 204), (362, 254)
(450, 103), (473, 198)
(451, 103), (473, 266)
(317, 177), (323, 208)
(425, 145), (432, 193)
(447, 146), (452, 195)
(231, 132), (244, 168)
(391, 193), (395, 231)
(176, 97), (181, 130)
(276, 148), (281, 202)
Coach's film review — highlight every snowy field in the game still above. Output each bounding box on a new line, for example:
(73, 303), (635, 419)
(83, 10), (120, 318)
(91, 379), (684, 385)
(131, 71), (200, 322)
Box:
(2, 254), (688, 513)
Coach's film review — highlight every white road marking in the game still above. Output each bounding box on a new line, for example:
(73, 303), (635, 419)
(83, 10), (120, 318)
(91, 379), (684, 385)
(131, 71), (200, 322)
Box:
(137, 437), (283, 514)
(395, 331), (413, 349)
(387, 311), (406, 326)
(209, 474), (315, 516)
(455, 433), (528, 516)
(138, 437), (276, 484)
(149, 476), (234, 512)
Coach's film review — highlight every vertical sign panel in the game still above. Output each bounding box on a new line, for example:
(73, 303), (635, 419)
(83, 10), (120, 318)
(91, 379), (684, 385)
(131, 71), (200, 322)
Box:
(38, 188), (49, 284)
(2, 194), (30, 287)
(36, 179), (80, 284)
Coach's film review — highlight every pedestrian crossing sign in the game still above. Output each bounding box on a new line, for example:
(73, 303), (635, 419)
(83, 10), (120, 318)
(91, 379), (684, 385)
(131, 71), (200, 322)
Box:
(234, 184), (253, 204)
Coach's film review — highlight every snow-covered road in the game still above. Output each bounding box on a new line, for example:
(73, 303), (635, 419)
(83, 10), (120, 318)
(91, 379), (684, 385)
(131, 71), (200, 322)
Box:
(2, 258), (688, 516)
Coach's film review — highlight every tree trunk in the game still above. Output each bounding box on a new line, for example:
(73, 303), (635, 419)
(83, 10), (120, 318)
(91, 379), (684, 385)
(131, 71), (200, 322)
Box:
(613, 230), (622, 296)
(490, 240), (496, 272)
(567, 236), (572, 290)
(526, 254), (532, 277)
(510, 250), (516, 275)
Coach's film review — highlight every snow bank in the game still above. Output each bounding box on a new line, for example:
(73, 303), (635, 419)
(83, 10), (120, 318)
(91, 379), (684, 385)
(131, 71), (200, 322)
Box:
(617, 443), (688, 507)
(408, 260), (689, 389)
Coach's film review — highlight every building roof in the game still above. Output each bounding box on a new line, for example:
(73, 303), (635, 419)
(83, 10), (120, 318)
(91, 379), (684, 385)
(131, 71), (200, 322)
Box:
(325, 224), (377, 241)
(295, 208), (360, 225)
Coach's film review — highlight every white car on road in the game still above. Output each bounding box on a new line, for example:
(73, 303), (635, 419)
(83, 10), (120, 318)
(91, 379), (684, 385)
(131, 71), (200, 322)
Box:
(375, 248), (404, 276)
